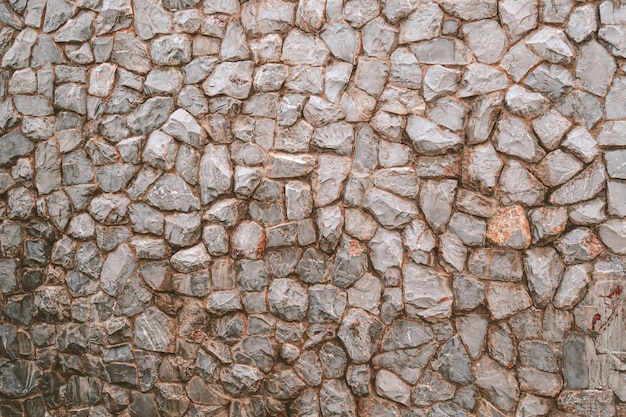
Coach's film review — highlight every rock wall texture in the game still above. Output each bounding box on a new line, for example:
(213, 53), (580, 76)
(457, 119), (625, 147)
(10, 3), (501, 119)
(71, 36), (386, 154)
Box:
(1, 0), (626, 416)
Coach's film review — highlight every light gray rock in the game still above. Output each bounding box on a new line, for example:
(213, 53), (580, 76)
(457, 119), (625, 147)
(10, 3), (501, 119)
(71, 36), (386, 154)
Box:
(399, 3), (442, 44)
(558, 390), (616, 417)
(221, 18), (250, 61)
(338, 308), (383, 364)
(376, 369), (410, 406)
(524, 64), (573, 101)
(423, 65), (460, 101)
(549, 160), (606, 206)
(101, 244), (136, 297)
(532, 109), (571, 150)
(474, 356), (519, 412)
(495, 116), (545, 163)
(554, 263), (591, 309)
(504, 85), (549, 118)
(403, 263), (453, 321)
(541, 0), (572, 23)
(232, 221), (265, 259)
(558, 90), (603, 129)
(486, 282), (532, 320)
(320, 22), (359, 63)
(567, 5), (596, 43)
(458, 64), (508, 98)
(407, 116), (462, 155)
(268, 278), (308, 321)
(419, 179), (456, 233)
(203, 61), (253, 100)
(241, 0), (295, 36)
(499, 0), (537, 40)
(347, 273), (382, 314)
(437, 0), (496, 20)
(410, 38), (471, 67)
(525, 247), (564, 306)
(281, 29), (329, 66)
(576, 40), (616, 97)
(463, 143), (502, 193)
(535, 150), (584, 187)
(134, 307), (175, 353)
(111, 32), (151, 74)
(461, 19), (507, 64)
(526, 26), (574, 64)
(269, 153), (316, 179)
(147, 174), (200, 212)
(364, 188), (418, 229)
(598, 219), (626, 254)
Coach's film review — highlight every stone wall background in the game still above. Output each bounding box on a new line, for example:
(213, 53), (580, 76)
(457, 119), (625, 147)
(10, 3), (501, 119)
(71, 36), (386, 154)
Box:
(0, 0), (626, 415)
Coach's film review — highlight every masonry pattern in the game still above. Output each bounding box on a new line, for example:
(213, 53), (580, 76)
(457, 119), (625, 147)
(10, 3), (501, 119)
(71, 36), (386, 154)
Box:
(1, 0), (626, 416)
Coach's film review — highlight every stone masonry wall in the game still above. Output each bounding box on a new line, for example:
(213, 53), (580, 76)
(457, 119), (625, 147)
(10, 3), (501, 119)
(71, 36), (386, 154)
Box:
(1, 0), (626, 416)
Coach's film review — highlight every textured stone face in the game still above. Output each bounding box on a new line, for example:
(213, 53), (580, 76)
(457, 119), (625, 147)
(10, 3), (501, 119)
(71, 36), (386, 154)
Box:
(1, 1), (624, 415)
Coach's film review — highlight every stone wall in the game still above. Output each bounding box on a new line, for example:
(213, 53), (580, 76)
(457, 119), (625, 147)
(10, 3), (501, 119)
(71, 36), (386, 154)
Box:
(0, 0), (625, 415)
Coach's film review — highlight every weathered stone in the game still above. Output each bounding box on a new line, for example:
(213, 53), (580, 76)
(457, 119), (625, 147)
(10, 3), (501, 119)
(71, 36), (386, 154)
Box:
(203, 61), (253, 100)
(364, 188), (418, 229)
(376, 369), (410, 406)
(338, 309), (383, 364)
(474, 357), (519, 412)
(598, 219), (626, 255)
(407, 116), (462, 155)
(524, 64), (573, 101)
(134, 307), (175, 353)
(549, 160), (606, 206)
(486, 282), (532, 320)
(101, 244), (136, 297)
(458, 64), (508, 98)
(403, 263), (453, 321)
(147, 174), (200, 212)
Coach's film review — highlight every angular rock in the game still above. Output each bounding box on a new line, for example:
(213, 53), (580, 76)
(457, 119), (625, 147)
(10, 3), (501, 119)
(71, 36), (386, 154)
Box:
(134, 307), (175, 353)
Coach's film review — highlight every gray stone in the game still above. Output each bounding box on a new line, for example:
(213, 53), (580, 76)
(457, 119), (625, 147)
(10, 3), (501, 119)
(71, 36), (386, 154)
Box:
(576, 40), (616, 97)
(433, 336), (472, 384)
(474, 357), (519, 412)
(437, 0), (496, 20)
(486, 282), (532, 320)
(524, 64), (573, 101)
(410, 38), (471, 65)
(232, 221), (265, 260)
(461, 19), (506, 64)
(268, 278), (308, 321)
(495, 116), (544, 162)
(598, 219), (626, 254)
(403, 263), (453, 321)
(376, 369), (410, 406)
(134, 307), (175, 353)
(407, 116), (462, 155)
(567, 5), (596, 43)
(499, 0), (537, 40)
(320, 380), (356, 417)
(558, 90), (603, 129)
(202, 61), (254, 100)
(558, 390), (616, 417)
(308, 284), (347, 323)
(127, 96), (175, 135)
(549, 160), (606, 206)
(364, 188), (418, 229)
(112, 32), (151, 74)
(147, 174), (200, 212)
(338, 308), (383, 364)
(525, 247), (564, 306)
(526, 26), (574, 64)
(320, 22), (359, 64)
(458, 64), (508, 98)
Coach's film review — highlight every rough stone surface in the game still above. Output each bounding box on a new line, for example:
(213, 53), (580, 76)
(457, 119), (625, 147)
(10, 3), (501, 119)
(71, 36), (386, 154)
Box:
(0, 3), (623, 416)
